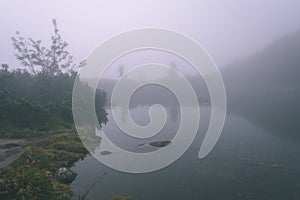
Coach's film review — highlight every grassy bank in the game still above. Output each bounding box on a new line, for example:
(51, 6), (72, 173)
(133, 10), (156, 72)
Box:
(0, 131), (88, 200)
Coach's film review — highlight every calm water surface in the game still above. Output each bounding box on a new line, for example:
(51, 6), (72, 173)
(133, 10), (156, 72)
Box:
(71, 106), (300, 200)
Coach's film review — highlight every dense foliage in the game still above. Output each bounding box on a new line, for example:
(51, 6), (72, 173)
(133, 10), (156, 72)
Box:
(0, 65), (108, 138)
(0, 19), (109, 199)
(0, 19), (108, 138)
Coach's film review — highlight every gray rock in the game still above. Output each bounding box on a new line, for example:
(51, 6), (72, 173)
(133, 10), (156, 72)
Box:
(100, 151), (112, 155)
(54, 167), (77, 183)
(149, 141), (171, 147)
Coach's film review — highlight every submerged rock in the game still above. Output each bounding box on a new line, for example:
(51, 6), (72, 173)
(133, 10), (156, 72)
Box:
(112, 195), (132, 200)
(137, 143), (146, 147)
(149, 141), (171, 147)
(100, 151), (112, 155)
(54, 167), (77, 183)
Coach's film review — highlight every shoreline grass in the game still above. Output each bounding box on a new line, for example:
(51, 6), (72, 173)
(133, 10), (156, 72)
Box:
(0, 131), (87, 200)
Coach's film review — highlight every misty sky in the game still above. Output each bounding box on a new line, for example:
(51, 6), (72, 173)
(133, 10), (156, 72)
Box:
(1, 0), (300, 70)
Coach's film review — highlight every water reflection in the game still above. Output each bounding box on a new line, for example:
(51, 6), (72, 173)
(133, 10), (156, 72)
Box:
(101, 105), (180, 153)
(71, 106), (300, 200)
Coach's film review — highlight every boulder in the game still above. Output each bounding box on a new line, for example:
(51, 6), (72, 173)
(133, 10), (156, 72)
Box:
(54, 167), (77, 183)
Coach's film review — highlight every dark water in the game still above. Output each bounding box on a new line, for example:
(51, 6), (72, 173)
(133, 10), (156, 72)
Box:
(71, 106), (300, 200)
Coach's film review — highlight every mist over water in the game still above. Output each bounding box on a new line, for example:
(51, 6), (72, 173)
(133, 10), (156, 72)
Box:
(222, 31), (300, 142)
(71, 106), (300, 200)
(71, 32), (300, 199)
(1, 1), (299, 198)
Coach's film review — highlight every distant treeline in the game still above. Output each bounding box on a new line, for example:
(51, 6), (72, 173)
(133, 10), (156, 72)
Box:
(0, 65), (108, 138)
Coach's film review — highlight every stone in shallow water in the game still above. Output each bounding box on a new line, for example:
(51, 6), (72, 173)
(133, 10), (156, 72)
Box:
(137, 143), (146, 147)
(149, 141), (171, 147)
(100, 151), (112, 155)
(54, 167), (77, 183)
(112, 195), (132, 200)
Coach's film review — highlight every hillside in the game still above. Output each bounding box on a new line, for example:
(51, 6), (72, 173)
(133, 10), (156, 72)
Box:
(222, 31), (300, 141)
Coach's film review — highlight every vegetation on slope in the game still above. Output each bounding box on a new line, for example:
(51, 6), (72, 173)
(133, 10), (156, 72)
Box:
(0, 19), (108, 199)
(0, 132), (88, 200)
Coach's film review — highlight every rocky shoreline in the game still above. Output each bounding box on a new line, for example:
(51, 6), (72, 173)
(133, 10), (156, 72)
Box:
(0, 139), (26, 168)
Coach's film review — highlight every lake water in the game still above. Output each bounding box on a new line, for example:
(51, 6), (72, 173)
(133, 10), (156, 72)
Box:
(71, 106), (300, 200)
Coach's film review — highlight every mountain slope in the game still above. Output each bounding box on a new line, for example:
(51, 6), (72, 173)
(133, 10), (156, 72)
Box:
(222, 31), (300, 141)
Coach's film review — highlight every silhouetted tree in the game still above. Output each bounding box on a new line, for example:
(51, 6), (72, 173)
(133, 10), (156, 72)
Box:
(11, 19), (76, 75)
(0, 19), (108, 137)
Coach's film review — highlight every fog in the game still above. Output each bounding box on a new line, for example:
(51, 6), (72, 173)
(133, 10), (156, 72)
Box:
(223, 31), (300, 142)
(1, 0), (299, 158)
(1, 0), (300, 70)
(1, 1), (300, 200)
